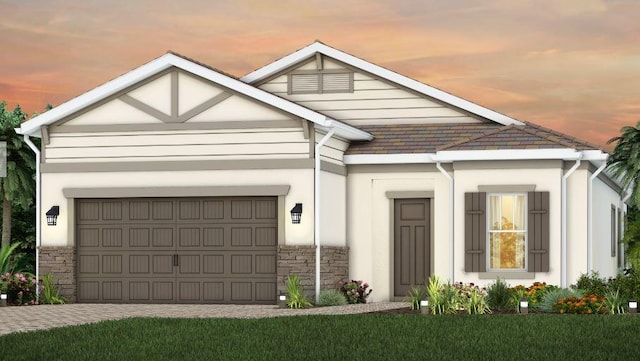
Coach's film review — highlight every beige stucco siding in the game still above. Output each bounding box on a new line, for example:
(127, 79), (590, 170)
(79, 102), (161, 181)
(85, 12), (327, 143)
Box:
(45, 128), (309, 163)
(320, 171), (346, 247)
(258, 58), (480, 126)
(347, 170), (450, 302)
(566, 169), (589, 284)
(592, 175), (621, 278)
(454, 167), (563, 287)
(41, 168), (315, 247)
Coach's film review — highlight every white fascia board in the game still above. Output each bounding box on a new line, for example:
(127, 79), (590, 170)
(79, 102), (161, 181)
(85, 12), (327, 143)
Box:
(317, 120), (373, 141)
(432, 149), (582, 162)
(18, 53), (371, 141)
(242, 42), (524, 126)
(344, 153), (435, 165)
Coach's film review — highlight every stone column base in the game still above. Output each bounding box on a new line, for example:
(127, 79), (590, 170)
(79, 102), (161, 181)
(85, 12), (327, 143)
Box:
(39, 246), (76, 303)
(277, 245), (349, 299)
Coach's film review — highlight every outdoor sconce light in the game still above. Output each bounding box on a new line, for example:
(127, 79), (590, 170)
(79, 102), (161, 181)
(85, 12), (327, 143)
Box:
(278, 291), (288, 309)
(520, 299), (529, 315)
(629, 300), (638, 314)
(420, 298), (430, 315)
(46, 206), (60, 226)
(1, 293), (7, 307)
(290, 203), (302, 224)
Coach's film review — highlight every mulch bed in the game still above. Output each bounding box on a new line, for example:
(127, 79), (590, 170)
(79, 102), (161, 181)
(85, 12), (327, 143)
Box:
(368, 307), (519, 315)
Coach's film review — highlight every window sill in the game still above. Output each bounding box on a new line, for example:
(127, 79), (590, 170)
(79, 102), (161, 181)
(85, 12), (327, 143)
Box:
(478, 272), (535, 280)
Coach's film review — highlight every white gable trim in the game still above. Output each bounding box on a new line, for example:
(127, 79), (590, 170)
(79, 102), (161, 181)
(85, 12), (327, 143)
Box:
(17, 53), (372, 141)
(242, 42), (524, 127)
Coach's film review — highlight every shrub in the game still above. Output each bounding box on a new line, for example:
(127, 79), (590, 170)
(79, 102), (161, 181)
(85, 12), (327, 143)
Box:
(0, 272), (38, 305)
(406, 285), (425, 310)
(553, 294), (605, 314)
(486, 278), (511, 311)
(317, 289), (347, 306)
(285, 275), (312, 309)
(339, 279), (372, 304)
(607, 269), (640, 301)
(574, 271), (607, 296)
(538, 288), (584, 313)
(426, 276), (459, 315)
(509, 282), (557, 311)
(41, 273), (65, 305)
(603, 288), (626, 314)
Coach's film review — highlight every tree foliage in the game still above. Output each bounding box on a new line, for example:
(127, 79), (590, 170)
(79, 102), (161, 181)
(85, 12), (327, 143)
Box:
(0, 101), (37, 248)
(607, 121), (640, 207)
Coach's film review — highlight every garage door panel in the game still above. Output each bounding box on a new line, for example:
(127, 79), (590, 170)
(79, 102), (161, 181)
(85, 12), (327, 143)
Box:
(77, 197), (277, 304)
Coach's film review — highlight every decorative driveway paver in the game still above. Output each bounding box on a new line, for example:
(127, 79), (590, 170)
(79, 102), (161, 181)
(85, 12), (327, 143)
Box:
(0, 302), (407, 336)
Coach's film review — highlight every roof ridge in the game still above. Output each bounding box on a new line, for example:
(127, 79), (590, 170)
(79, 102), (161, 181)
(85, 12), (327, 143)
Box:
(165, 50), (239, 79)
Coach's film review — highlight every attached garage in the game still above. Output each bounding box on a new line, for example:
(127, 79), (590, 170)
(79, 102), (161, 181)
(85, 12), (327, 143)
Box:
(76, 197), (278, 304)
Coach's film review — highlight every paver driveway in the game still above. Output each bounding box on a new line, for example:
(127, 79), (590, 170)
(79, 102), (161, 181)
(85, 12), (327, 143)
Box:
(0, 302), (406, 336)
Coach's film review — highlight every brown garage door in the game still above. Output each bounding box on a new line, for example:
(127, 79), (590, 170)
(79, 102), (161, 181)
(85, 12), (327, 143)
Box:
(76, 197), (277, 304)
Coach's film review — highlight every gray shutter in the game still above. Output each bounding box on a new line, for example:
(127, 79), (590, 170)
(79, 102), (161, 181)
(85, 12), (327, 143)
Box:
(465, 192), (486, 272)
(528, 191), (550, 272)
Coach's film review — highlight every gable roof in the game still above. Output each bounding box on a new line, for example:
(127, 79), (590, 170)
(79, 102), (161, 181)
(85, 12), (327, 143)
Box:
(17, 51), (372, 141)
(437, 122), (601, 151)
(241, 41), (524, 127)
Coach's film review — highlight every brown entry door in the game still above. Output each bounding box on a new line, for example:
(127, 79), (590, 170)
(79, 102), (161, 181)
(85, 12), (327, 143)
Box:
(394, 198), (431, 297)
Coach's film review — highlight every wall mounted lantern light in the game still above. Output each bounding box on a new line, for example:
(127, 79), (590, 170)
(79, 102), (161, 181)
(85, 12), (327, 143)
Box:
(46, 206), (60, 226)
(290, 203), (302, 224)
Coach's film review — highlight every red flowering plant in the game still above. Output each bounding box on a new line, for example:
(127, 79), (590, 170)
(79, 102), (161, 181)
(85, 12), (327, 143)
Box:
(339, 279), (372, 304)
(0, 272), (39, 306)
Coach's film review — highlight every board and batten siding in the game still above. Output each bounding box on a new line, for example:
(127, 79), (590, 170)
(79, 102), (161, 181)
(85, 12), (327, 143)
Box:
(45, 128), (309, 163)
(258, 58), (481, 126)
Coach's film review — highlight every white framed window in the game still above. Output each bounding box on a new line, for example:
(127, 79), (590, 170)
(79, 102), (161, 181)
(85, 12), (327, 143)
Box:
(487, 193), (527, 271)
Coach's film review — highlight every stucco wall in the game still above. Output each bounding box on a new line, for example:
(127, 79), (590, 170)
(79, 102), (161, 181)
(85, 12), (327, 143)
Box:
(320, 170), (347, 246)
(40, 169), (315, 247)
(347, 169), (450, 302)
(592, 175), (622, 278)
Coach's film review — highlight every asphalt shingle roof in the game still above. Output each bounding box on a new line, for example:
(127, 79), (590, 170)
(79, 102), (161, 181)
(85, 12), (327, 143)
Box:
(345, 121), (601, 155)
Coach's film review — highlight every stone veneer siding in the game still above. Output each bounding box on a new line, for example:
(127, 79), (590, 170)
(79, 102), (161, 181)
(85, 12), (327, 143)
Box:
(39, 246), (76, 302)
(277, 245), (349, 299)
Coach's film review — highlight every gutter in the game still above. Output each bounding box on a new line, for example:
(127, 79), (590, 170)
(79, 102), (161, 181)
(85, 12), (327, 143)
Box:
(561, 155), (582, 287)
(23, 134), (41, 301)
(435, 161), (455, 283)
(587, 158), (608, 273)
(315, 127), (336, 304)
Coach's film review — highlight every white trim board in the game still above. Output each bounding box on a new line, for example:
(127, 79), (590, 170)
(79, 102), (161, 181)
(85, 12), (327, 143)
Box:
(242, 41), (524, 127)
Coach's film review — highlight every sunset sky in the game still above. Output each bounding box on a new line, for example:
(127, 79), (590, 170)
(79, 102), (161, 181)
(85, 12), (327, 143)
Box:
(2, 0), (638, 150)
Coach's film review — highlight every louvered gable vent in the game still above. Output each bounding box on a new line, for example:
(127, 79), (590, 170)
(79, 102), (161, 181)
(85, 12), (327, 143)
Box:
(322, 72), (351, 92)
(291, 73), (319, 93)
(289, 71), (352, 94)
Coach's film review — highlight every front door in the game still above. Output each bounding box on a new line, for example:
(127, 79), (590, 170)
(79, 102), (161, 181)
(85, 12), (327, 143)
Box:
(394, 198), (431, 298)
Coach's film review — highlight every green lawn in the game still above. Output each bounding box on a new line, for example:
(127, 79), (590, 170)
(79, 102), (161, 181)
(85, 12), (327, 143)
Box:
(1, 314), (639, 360)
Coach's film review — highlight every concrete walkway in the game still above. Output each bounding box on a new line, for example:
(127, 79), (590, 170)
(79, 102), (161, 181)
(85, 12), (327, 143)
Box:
(0, 302), (407, 336)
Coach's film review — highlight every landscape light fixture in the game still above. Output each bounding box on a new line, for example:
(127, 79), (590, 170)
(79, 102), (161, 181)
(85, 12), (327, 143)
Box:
(629, 300), (638, 314)
(420, 298), (430, 315)
(278, 291), (288, 309)
(1, 293), (6, 307)
(520, 299), (529, 315)
(46, 206), (60, 226)
(290, 203), (302, 224)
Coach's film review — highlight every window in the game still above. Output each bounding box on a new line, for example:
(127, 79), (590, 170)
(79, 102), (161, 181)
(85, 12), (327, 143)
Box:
(488, 194), (527, 270)
(289, 71), (353, 94)
(465, 191), (549, 273)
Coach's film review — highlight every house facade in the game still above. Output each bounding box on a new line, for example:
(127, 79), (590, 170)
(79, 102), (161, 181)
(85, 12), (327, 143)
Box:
(18, 42), (626, 304)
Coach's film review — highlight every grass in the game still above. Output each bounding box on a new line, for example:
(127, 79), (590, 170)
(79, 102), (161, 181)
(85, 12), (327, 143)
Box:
(1, 314), (639, 360)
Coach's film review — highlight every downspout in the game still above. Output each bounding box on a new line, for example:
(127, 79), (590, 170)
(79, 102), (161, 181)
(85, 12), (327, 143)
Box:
(23, 135), (41, 301)
(587, 159), (608, 273)
(315, 127), (336, 304)
(436, 161), (454, 283)
(561, 155), (582, 288)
